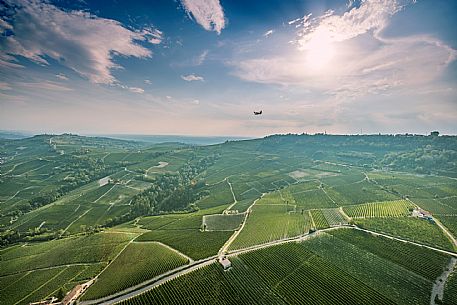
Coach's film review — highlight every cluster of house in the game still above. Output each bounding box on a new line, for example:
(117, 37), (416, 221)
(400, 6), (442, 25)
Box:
(29, 280), (93, 305)
(412, 208), (434, 223)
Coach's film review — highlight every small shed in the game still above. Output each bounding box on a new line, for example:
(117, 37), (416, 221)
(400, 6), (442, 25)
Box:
(219, 257), (232, 270)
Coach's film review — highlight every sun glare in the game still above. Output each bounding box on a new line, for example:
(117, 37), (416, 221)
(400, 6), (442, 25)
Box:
(304, 29), (335, 71)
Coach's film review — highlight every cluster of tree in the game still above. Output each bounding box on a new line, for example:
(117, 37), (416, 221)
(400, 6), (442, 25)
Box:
(0, 227), (60, 247)
(379, 148), (457, 175)
(105, 154), (218, 227)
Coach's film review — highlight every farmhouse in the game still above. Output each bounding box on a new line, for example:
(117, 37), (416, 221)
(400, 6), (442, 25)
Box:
(219, 257), (232, 270)
(412, 208), (434, 223)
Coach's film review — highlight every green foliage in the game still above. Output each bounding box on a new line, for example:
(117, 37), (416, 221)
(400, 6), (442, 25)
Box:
(81, 242), (188, 300)
(304, 233), (435, 305)
(0, 232), (131, 276)
(329, 229), (450, 281)
(230, 205), (311, 250)
(118, 259), (287, 305)
(443, 266), (457, 305)
(203, 213), (245, 231)
(343, 200), (414, 218)
(355, 217), (454, 251)
(310, 209), (329, 229)
(436, 216), (457, 238)
(136, 230), (231, 260)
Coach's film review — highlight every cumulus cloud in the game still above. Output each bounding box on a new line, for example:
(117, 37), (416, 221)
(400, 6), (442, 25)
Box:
(181, 74), (204, 82)
(232, 0), (457, 99)
(0, 0), (161, 84)
(180, 0), (225, 34)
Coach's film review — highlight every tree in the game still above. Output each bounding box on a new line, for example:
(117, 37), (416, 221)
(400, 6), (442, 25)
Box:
(56, 287), (65, 301)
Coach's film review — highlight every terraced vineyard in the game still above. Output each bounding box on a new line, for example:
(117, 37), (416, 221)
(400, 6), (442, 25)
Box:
(81, 242), (189, 300)
(343, 200), (414, 218)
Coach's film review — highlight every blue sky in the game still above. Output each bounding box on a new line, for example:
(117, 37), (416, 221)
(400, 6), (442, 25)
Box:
(0, 0), (456, 136)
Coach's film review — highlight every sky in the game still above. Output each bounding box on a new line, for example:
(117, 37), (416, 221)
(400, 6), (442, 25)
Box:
(0, 0), (456, 136)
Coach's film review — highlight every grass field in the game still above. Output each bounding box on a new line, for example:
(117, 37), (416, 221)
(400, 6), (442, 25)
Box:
(81, 242), (189, 300)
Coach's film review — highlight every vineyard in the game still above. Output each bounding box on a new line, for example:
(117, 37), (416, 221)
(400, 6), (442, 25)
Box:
(329, 229), (450, 281)
(355, 217), (454, 251)
(0, 232), (131, 276)
(321, 208), (348, 226)
(203, 213), (245, 231)
(229, 204), (311, 250)
(444, 266), (457, 305)
(119, 228), (449, 305)
(343, 200), (414, 218)
(81, 242), (188, 300)
(303, 232), (438, 305)
(310, 209), (329, 229)
(136, 229), (232, 260)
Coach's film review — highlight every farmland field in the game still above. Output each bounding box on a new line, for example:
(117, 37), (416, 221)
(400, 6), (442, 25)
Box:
(136, 230), (232, 260)
(1, 133), (457, 304)
(343, 200), (414, 218)
(120, 228), (451, 305)
(81, 242), (189, 300)
(229, 204), (312, 250)
(355, 217), (454, 250)
(203, 213), (245, 231)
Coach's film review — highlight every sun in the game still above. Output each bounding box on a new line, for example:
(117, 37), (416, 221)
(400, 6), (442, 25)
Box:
(304, 29), (335, 71)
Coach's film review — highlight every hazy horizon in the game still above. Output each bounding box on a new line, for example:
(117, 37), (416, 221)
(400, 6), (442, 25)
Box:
(1, 0), (457, 136)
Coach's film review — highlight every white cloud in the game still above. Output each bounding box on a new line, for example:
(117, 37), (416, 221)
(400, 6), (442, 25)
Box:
(191, 99), (200, 105)
(296, 0), (402, 51)
(263, 30), (274, 38)
(144, 79), (152, 85)
(194, 50), (209, 65)
(140, 27), (163, 45)
(232, 0), (457, 99)
(181, 74), (204, 82)
(180, 0), (225, 34)
(55, 73), (69, 81)
(128, 87), (145, 94)
(0, 0), (161, 84)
